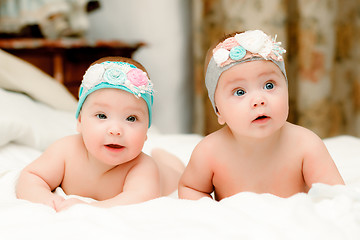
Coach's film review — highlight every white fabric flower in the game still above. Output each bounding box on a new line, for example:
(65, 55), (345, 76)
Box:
(103, 62), (118, 70)
(257, 37), (274, 58)
(82, 63), (105, 90)
(213, 48), (230, 65)
(235, 30), (271, 57)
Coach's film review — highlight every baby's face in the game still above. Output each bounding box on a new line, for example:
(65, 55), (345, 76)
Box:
(214, 60), (289, 138)
(77, 88), (149, 166)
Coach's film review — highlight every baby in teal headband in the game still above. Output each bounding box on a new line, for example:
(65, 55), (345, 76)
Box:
(179, 30), (344, 200)
(16, 57), (184, 211)
(76, 57), (154, 127)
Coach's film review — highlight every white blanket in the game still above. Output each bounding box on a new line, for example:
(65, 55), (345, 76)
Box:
(1, 135), (360, 240)
(2, 51), (359, 239)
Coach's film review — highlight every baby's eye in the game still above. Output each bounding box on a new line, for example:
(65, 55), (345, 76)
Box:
(264, 82), (275, 90)
(233, 89), (246, 96)
(126, 116), (137, 122)
(96, 113), (107, 119)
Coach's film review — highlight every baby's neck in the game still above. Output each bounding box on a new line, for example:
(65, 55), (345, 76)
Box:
(85, 153), (120, 176)
(226, 126), (284, 155)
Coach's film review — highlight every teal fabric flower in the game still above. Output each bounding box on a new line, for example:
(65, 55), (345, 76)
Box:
(103, 68), (126, 85)
(229, 45), (246, 61)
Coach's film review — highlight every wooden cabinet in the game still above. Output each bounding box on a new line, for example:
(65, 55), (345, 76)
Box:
(0, 38), (143, 98)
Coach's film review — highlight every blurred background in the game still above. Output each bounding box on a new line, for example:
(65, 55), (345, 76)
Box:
(1, 0), (360, 139)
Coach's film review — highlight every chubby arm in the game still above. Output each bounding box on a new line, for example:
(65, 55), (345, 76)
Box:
(178, 139), (215, 200)
(95, 155), (160, 207)
(16, 137), (68, 209)
(302, 131), (345, 188)
(57, 154), (161, 211)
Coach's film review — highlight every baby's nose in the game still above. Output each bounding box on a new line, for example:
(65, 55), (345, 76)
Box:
(109, 130), (120, 135)
(109, 127), (122, 136)
(252, 95), (267, 108)
(253, 101), (265, 108)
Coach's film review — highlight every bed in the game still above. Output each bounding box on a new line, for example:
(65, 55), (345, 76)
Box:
(1, 49), (360, 239)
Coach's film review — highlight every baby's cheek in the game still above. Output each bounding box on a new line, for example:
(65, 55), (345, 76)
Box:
(131, 131), (148, 151)
(274, 98), (289, 122)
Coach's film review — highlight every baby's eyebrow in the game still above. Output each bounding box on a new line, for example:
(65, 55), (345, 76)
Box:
(226, 77), (246, 84)
(124, 106), (147, 115)
(257, 70), (282, 78)
(221, 78), (246, 90)
(92, 102), (108, 107)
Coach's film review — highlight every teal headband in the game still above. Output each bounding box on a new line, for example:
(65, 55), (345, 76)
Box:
(76, 61), (154, 127)
(205, 30), (287, 113)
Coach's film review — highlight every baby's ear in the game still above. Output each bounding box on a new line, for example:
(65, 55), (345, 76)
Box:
(216, 107), (226, 125)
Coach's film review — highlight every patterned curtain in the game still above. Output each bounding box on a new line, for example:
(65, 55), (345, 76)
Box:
(192, 0), (360, 139)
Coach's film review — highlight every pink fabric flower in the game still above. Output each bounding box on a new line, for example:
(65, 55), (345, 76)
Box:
(220, 37), (238, 50)
(127, 68), (149, 87)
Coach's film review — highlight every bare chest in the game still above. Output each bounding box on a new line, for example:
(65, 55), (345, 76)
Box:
(61, 162), (130, 201)
(212, 150), (306, 200)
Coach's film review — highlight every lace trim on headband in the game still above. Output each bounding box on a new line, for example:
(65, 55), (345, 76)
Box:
(213, 30), (286, 67)
(80, 61), (153, 98)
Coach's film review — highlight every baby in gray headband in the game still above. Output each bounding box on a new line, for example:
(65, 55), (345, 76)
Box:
(178, 30), (344, 200)
(205, 30), (287, 113)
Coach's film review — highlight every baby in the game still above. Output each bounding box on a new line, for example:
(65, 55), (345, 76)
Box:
(16, 56), (184, 211)
(178, 30), (344, 200)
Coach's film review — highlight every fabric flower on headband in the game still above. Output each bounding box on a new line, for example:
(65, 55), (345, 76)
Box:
(104, 67), (126, 85)
(80, 61), (153, 99)
(127, 68), (148, 86)
(213, 30), (286, 67)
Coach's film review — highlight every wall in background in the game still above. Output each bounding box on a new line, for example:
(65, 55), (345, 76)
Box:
(86, 0), (193, 134)
(192, 0), (360, 138)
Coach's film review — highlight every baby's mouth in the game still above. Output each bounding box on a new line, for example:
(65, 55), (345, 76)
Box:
(105, 144), (124, 149)
(253, 115), (270, 122)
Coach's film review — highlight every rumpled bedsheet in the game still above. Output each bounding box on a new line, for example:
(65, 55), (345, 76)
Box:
(0, 136), (360, 240)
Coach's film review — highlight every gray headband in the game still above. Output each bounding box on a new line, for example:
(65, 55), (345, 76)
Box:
(205, 56), (287, 113)
(204, 30), (287, 113)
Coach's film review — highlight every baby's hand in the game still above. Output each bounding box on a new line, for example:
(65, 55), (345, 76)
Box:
(55, 198), (87, 212)
(45, 195), (65, 210)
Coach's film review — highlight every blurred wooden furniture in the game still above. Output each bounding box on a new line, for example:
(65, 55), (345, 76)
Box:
(0, 38), (144, 98)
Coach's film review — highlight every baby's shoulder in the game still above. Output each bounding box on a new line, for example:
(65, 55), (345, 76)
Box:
(132, 152), (157, 167)
(283, 122), (324, 147)
(195, 129), (222, 149)
(124, 152), (158, 175)
(191, 128), (229, 160)
(137, 152), (154, 163)
(45, 134), (84, 155)
(53, 134), (82, 147)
